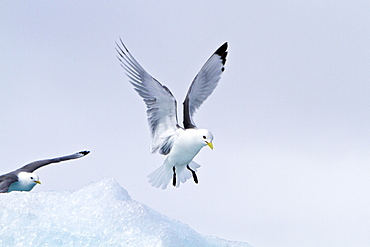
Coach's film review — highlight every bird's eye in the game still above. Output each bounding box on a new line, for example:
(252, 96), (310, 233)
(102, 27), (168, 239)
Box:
(203, 136), (206, 139)
(30, 177), (33, 179)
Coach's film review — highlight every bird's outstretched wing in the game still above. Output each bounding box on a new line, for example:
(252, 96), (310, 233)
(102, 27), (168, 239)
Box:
(0, 174), (18, 193)
(116, 39), (179, 155)
(183, 42), (228, 129)
(16, 150), (90, 173)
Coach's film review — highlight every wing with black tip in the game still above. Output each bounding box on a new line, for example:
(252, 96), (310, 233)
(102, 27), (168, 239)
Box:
(183, 42), (228, 129)
(16, 150), (90, 173)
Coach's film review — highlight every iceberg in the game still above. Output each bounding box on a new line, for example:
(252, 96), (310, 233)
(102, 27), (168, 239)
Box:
(0, 178), (251, 247)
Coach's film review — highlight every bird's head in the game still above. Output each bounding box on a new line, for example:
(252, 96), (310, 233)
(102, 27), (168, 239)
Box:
(198, 129), (214, 150)
(18, 172), (41, 188)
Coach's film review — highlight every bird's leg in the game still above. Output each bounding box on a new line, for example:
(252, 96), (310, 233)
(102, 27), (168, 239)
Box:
(172, 166), (176, 187)
(187, 165), (198, 184)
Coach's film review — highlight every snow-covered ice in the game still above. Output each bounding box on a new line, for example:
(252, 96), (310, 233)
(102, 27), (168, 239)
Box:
(0, 178), (251, 247)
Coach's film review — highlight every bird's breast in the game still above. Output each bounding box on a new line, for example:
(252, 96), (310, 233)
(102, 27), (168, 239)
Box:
(167, 141), (203, 166)
(7, 181), (36, 192)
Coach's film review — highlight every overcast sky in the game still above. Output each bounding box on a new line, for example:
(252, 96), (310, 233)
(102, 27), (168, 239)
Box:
(1, 1), (369, 247)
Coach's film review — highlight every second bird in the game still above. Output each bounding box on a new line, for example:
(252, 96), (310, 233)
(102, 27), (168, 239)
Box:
(0, 150), (90, 193)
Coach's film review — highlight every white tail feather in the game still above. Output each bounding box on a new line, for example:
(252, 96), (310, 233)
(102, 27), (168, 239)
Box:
(147, 161), (173, 189)
(147, 161), (201, 189)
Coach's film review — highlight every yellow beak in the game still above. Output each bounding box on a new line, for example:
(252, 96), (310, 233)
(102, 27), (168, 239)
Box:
(35, 181), (41, 184)
(207, 142), (214, 150)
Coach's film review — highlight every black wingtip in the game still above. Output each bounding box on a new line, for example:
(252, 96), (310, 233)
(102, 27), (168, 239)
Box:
(214, 42), (228, 66)
(214, 42), (228, 56)
(79, 150), (90, 156)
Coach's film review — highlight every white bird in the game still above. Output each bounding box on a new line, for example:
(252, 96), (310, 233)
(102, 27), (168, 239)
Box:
(0, 150), (90, 193)
(116, 40), (228, 189)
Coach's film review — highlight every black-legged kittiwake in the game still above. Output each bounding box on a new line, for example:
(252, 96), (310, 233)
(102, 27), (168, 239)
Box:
(0, 150), (90, 193)
(116, 40), (228, 189)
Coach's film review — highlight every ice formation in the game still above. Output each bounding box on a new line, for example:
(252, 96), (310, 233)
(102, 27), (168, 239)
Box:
(0, 178), (251, 247)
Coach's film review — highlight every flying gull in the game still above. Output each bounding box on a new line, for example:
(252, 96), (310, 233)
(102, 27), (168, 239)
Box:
(116, 40), (228, 189)
(0, 150), (90, 193)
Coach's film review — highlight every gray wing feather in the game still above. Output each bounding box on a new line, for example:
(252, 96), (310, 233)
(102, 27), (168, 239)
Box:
(183, 42), (228, 129)
(16, 150), (90, 173)
(0, 174), (18, 193)
(116, 40), (179, 155)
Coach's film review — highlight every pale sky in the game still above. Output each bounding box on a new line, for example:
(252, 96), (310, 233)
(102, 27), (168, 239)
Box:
(1, 1), (369, 247)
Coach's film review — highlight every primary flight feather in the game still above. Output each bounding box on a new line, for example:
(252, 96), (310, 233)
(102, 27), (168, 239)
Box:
(116, 40), (228, 189)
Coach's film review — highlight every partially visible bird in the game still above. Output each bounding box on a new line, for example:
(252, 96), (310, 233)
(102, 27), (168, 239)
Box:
(0, 150), (90, 193)
(116, 40), (228, 189)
